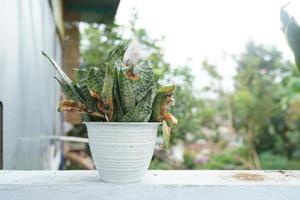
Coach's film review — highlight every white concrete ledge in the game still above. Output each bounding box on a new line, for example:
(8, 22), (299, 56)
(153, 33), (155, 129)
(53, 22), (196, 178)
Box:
(0, 170), (300, 200)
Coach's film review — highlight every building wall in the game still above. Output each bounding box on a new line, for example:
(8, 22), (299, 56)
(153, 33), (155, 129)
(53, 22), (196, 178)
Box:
(0, 0), (63, 169)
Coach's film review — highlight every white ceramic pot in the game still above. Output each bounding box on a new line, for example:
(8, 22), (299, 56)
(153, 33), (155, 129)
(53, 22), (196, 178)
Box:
(84, 122), (160, 183)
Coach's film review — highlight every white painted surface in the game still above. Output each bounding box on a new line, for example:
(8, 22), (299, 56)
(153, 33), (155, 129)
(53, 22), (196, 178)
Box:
(0, 170), (300, 200)
(85, 123), (159, 183)
(0, 0), (63, 169)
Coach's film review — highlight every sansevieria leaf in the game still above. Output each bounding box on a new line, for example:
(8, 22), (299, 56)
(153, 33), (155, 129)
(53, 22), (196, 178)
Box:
(86, 66), (106, 97)
(108, 43), (128, 61)
(117, 60), (135, 114)
(132, 60), (157, 102)
(281, 6), (300, 72)
(42, 51), (72, 84)
(54, 77), (85, 103)
(150, 85), (176, 123)
(58, 100), (105, 119)
(74, 68), (105, 121)
(120, 87), (156, 122)
(101, 64), (115, 121)
(42, 51), (85, 103)
(112, 69), (125, 121)
(162, 120), (171, 149)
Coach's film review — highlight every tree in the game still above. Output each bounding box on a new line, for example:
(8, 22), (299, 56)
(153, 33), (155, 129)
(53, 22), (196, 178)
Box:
(231, 41), (293, 169)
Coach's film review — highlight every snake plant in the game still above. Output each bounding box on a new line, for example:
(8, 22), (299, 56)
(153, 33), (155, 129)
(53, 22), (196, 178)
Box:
(42, 44), (177, 148)
(281, 5), (300, 72)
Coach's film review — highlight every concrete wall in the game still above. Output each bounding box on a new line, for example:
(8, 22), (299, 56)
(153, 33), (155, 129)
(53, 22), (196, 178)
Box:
(0, 0), (63, 169)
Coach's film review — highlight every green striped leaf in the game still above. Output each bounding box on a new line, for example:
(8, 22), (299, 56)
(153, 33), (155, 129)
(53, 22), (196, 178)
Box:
(120, 87), (156, 122)
(117, 61), (136, 114)
(112, 69), (125, 121)
(86, 66), (106, 96)
(101, 64), (115, 121)
(74, 69), (102, 121)
(132, 60), (157, 102)
(281, 7), (300, 72)
(150, 85), (176, 122)
(54, 77), (84, 103)
(42, 51), (85, 103)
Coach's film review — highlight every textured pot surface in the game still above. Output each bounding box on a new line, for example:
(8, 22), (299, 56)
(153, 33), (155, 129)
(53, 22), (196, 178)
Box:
(85, 122), (159, 183)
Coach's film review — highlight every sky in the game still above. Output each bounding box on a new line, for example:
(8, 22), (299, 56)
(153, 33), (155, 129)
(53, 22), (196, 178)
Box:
(115, 0), (300, 91)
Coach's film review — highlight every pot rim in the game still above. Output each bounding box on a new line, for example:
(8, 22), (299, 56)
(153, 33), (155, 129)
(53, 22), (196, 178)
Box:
(83, 122), (162, 125)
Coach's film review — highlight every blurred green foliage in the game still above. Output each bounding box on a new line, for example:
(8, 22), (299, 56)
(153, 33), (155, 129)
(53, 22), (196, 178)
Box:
(74, 15), (300, 170)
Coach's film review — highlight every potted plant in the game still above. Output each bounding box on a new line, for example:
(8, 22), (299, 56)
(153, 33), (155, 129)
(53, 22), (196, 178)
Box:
(42, 43), (177, 183)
